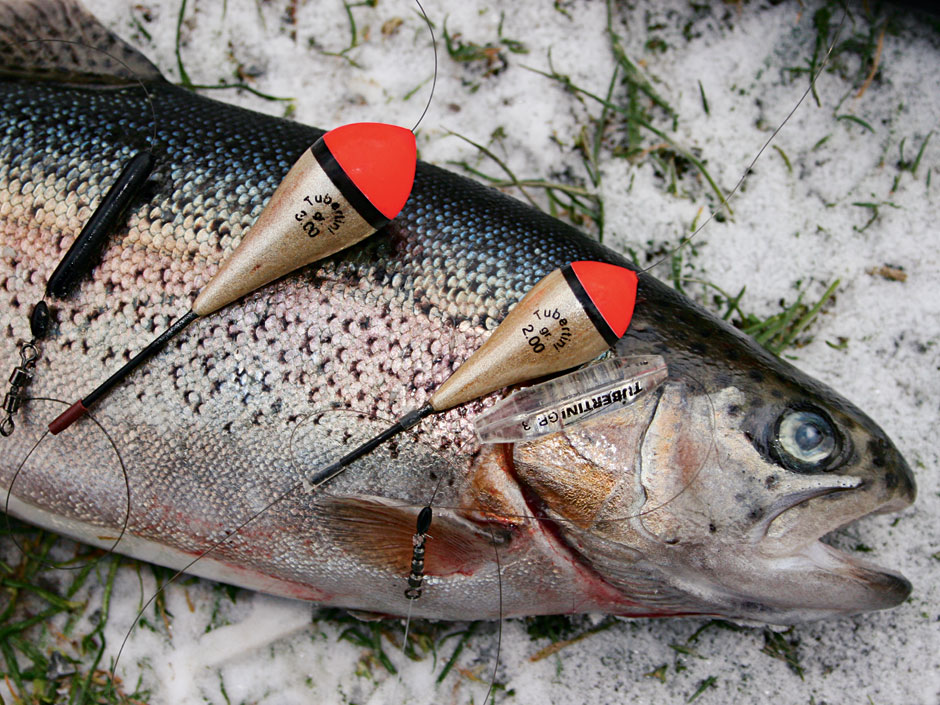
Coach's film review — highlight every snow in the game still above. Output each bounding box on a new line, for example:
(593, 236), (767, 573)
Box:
(3, 1), (938, 704)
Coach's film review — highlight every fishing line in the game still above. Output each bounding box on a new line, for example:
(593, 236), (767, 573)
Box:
(15, 38), (159, 152)
(482, 524), (503, 705)
(387, 596), (417, 704)
(411, 0), (437, 134)
(390, 454), (504, 703)
(108, 368), (455, 694)
(637, 8), (848, 276)
(583, 369), (716, 529)
(2, 397), (131, 571)
(108, 478), (306, 693)
(110, 403), (453, 698)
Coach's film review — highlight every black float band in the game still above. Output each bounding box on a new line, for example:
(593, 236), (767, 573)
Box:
(562, 263), (620, 347)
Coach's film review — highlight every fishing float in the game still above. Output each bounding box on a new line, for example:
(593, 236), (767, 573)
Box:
(49, 0), (446, 435)
(49, 121), (417, 434)
(303, 260), (639, 488)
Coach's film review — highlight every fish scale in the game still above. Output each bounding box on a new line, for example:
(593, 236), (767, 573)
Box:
(0, 0), (916, 629)
(0, 77), (623, 617)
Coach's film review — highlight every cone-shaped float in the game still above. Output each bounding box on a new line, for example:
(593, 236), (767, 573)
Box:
(194, 123), (416, 316)
(428, 261), (638, 410)
(51, 123), (417, 434)
(305, 261), (639, 488)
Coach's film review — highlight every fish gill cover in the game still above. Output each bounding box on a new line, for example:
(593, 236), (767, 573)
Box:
(0, 1), (937, 705)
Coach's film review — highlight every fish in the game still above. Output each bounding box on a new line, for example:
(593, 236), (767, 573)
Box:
(0, 1), (933, 704)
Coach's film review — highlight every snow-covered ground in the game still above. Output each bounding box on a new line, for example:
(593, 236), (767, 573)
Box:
(3, 1), (938, 703)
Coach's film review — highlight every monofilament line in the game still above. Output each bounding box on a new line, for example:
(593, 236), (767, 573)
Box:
(109, 479), (305, 694)
(411, 0), (438, 133)
(23, 39), (158, 152)
(642, 8), (848, 274)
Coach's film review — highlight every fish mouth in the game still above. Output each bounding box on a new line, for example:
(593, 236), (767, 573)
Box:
(756, 471), (915, 616)
(792, 538), (912, 614)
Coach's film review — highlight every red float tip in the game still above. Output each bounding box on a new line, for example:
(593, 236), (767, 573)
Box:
(49, 399), (87, 435)
(323, 123), (417, 220)
(570, 261), (638, 340)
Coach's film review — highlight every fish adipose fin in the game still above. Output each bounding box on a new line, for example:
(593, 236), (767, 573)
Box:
(0, 0), (163, 84)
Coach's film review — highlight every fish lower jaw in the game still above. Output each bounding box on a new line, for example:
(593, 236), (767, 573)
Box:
(691, 540), (912, 626)
(794, 539), (911, 614)
(749, 493), (912, 617)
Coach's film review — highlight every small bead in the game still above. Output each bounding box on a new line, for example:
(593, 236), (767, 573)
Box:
(416, 506), (432, 534)
(30, 301), (51, 339)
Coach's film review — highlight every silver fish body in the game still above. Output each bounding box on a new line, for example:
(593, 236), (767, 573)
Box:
(0, 0), (917, 632)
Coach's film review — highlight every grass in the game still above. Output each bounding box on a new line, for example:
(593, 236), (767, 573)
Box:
(526, 617), (616, 663)
(0, 519), (149, 705)
(787, 1), (910, 113)
(171, 0), (294, 101)
(441, 11), (528, 82)
(312, 607), (502, 694)
(687, 675), (717, 702)
(2, 0), (916, 703)
(735, 280), (842, 356)
(446, 0), (731, 242)
(761, 628), (805, 679)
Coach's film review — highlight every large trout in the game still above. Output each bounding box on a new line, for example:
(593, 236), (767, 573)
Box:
(0, 0), (916, 635)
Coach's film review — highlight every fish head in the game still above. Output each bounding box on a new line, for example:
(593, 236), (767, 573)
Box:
(510, 295), (915, 625)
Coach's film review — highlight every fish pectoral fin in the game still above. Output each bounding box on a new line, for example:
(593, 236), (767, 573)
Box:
(0, 0), (165, 85)
(318, 496), (499, 578)
(345, 609), (395, 622)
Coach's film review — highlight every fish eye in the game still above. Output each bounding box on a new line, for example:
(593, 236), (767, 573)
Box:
(772, 408), (840, 472)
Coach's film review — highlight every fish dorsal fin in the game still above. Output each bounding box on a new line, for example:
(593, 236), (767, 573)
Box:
(0, 0), (163, 84)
